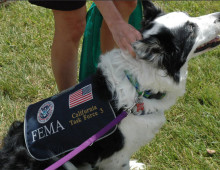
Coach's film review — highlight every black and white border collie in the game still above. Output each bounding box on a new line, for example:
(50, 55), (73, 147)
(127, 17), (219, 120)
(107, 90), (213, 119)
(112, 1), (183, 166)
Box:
(0, 1), (219, 169)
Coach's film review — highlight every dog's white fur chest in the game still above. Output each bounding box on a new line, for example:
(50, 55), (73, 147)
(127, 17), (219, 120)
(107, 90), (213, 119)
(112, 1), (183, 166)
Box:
(97, 113), (165, 170)
(119, 112), (166, 154)
(99, 49), (187, 114)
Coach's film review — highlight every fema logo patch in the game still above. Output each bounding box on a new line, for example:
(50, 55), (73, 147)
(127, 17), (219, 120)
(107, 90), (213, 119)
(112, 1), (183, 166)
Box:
(37, 101), (54, 124)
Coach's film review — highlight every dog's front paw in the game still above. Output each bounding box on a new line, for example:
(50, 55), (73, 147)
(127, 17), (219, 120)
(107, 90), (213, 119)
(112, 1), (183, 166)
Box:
(129, 160), (146, 170)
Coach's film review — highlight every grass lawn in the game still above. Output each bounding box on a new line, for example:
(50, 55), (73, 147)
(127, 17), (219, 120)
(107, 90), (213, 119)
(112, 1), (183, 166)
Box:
(0, 1), (219, 169)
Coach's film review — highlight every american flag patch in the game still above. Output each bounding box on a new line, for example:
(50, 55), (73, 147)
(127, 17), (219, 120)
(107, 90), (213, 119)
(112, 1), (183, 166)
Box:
(69, 84), (93, 108)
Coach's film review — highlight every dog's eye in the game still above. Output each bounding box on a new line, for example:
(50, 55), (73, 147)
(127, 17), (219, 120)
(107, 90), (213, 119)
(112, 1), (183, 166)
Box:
(187, 22), (196, 33)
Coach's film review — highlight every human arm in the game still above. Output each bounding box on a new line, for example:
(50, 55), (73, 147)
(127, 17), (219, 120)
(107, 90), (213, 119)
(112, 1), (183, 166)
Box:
(94, 1), (142, 56)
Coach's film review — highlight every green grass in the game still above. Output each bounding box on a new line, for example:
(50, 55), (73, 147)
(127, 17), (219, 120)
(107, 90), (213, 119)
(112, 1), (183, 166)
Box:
(0, 1), (219, 169)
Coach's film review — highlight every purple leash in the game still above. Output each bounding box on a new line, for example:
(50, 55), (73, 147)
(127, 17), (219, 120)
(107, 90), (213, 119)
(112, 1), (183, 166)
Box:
(45, 110), (128, 170)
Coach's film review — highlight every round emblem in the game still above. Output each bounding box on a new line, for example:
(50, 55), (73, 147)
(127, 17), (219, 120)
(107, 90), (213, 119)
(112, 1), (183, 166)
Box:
(37, 101), (54, 124)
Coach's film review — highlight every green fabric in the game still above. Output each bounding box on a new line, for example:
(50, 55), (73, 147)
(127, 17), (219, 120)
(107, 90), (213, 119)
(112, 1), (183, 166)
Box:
(79, 1), (143, 82)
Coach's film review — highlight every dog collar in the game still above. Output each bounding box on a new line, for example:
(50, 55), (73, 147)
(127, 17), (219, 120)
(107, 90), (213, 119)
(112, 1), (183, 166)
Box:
(124, 70), (166, 100)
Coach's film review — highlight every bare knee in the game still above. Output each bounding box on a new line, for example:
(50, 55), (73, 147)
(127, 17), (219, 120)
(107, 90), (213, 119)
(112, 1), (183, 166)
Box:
(53, 8), (86, 43)
(54, 16), (86, 42)
(67, 17), (86, 42)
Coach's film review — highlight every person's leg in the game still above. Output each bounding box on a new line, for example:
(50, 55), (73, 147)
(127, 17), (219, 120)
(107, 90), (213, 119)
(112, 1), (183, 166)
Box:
(100, 0), (137, 53)
(51, 6), (86, 91)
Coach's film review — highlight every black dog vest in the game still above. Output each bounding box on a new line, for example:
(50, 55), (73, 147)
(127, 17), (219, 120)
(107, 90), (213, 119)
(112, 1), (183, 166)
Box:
(24, 77), (116, 160)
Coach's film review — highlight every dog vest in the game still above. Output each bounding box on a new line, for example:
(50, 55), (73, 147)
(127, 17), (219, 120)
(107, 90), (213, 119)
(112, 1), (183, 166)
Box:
(24, 76), (116, 160)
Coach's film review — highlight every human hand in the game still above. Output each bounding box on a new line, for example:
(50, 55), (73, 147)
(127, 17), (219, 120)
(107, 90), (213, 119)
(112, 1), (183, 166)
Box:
(94, 1), (142, 56)
(108, 20), (142, 57)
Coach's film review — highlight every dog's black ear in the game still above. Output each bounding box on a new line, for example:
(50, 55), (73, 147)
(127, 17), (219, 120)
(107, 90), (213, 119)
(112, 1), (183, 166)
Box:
(133, 27), (175, 61)
(141, 0), (164, 30)
(133, 25), (195, 83)
(132, 27), (183, 82)
(132, 38), (163, 60)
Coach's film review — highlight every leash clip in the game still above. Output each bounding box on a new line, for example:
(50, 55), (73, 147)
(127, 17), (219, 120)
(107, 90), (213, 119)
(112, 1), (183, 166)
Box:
(125, 92), (145, 115)
(124, 102), (136, 114)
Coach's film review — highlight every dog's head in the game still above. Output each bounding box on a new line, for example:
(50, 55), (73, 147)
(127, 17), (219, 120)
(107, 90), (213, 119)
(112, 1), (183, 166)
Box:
(133, 1), (220, 83)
